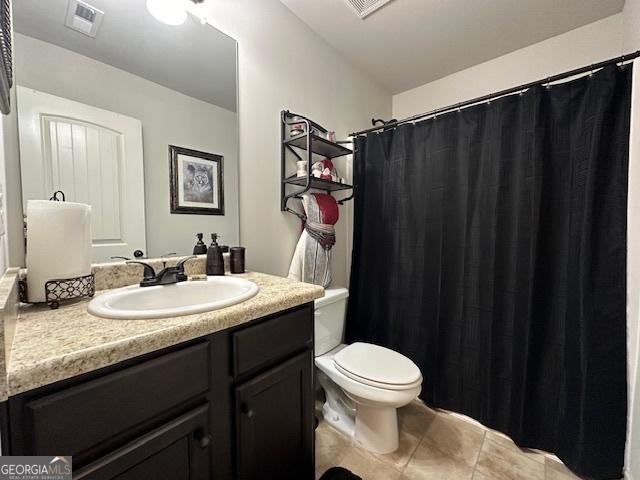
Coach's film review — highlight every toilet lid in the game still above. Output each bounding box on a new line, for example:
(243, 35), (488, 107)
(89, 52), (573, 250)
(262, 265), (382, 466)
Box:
(333, 342), (422, 388)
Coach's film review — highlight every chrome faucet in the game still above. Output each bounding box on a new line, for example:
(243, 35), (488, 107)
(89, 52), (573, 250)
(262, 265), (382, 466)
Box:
(127, 256), (196, 287)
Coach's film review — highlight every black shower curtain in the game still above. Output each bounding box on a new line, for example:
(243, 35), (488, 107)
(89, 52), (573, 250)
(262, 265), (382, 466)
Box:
(346, 65), (632, 479)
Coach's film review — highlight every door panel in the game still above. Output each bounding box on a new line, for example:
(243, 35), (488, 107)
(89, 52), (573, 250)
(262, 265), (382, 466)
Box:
(112, 439), (189, 480)
(18, 86), (146, 261)
(43, 117), (123, 241)
(74, 404), (211, 480)
(235, 350), (314, 480)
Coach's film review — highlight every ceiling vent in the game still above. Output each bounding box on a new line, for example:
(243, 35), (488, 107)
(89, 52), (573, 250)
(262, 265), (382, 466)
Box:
(343, 0), (395, 19)
(65, 0), (104, 38)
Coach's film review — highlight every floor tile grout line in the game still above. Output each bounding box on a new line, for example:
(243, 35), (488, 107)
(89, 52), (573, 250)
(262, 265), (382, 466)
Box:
(471, 429), (488, 477)
(319, 401), (565, 480)
(401, 432), (427, 474)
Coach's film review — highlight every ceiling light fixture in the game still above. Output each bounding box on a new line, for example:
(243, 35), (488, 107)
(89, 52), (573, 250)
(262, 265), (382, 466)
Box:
(146, 0), (206, 26)
(190, 0), (209, 25)
(146, 0), (187, 26)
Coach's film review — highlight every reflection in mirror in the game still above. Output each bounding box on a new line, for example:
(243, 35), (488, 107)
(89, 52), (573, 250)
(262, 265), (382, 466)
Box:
(13, 0), (238, 263)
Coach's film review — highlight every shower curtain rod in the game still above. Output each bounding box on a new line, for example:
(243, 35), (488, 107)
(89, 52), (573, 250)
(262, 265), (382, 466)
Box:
(349, 50), (640, 137)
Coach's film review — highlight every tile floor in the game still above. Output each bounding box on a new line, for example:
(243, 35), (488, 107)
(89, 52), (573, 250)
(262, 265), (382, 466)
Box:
(315, 400), (582, 480)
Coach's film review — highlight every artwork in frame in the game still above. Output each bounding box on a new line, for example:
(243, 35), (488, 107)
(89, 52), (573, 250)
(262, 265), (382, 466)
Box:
(169, 145), (224, 215)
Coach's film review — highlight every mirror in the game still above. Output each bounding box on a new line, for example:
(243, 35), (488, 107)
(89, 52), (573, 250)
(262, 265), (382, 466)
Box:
(13, 0), (239, 263)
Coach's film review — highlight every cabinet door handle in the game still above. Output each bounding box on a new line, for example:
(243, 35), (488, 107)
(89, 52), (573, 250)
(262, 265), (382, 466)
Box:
(240, 402), (255, 418)
(196, 433), (212, 449)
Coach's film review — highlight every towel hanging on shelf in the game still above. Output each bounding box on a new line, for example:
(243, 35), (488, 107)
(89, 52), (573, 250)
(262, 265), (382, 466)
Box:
(288, 193), (339, 287)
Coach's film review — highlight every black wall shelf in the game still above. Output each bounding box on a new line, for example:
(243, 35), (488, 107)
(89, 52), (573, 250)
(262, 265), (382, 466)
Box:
(284, 133), (353, 159)
(283, 176), (353, 192)
(280, 110), (354, 217)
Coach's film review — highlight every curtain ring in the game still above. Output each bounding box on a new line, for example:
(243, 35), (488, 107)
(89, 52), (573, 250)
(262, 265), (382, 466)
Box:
(545, 77), (552, 90)
(618, 55), (627, 71)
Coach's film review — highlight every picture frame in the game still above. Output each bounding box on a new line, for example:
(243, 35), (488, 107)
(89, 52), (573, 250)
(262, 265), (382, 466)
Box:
(0, 0), (14, 115)
(169, 145), (224, 215)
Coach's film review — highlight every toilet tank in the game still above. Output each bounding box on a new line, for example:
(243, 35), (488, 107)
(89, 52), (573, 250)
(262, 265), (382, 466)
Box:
(314, 287), (349, 357)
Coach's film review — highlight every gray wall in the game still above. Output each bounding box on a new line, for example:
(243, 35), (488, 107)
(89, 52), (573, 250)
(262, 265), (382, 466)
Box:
(14, 33), (239, 259)
(204, 0), (392, 287)
(2, 86), (25, 268)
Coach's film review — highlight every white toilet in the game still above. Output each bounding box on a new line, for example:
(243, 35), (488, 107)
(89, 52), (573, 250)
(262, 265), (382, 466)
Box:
(314, 288), (423, 454)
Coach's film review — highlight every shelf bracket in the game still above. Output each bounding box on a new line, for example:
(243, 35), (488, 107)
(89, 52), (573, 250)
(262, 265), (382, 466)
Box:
(337, 190), (355, 205)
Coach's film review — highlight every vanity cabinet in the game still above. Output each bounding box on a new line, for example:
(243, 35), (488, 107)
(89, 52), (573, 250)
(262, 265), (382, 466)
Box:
(6, 303), (315, 480)
(74, 404), (211, 480)
(235, 351), (313, 480)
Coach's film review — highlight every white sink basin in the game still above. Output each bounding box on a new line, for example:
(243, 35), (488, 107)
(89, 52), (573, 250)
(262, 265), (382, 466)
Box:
(88, 276), (259, 319)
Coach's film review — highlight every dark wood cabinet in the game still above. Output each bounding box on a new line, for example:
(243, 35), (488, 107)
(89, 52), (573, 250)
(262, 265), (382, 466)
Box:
(235, 351), (314, 480)
(6, 303), (315, 480)
(74, 404), (211, 480)
(20, 342), (210, 460)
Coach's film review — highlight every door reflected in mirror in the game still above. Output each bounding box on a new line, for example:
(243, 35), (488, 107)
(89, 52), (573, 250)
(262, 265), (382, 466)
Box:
(14, 0), (239, 263)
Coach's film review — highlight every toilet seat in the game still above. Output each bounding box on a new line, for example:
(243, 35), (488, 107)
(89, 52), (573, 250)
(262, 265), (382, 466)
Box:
(333, 342), (422, 391)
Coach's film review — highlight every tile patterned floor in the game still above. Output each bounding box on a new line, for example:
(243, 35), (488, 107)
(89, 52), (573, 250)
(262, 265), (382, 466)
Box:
(315, 400), (582, 480)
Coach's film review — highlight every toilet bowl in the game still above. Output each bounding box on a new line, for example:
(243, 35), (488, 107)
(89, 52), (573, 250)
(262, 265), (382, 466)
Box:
(314, 288), (422, 454)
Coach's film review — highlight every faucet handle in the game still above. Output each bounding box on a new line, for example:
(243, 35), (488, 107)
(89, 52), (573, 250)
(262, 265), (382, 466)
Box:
(126, 261), (156, 281)
(176, 255), (197, 270)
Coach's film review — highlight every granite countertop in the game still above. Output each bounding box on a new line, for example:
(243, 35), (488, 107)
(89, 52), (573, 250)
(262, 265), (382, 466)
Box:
(7, 272), (324, 396)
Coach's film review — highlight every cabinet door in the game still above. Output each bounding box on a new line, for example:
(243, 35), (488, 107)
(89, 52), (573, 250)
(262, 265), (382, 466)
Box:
(74, 404), (211, 480)
(235, 350), (314, 480)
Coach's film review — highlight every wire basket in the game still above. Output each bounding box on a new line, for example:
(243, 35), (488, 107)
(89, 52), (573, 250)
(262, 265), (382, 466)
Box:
(19, 273), (95, 309)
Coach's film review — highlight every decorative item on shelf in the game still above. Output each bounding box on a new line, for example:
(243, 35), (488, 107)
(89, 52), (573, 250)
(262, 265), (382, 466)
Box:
(169, 145), (224, 216)
(281, 110), (354, 214)
(290, 116), (306, 136)
(312, 159), (338, 182)
(296, 160), (308, 178)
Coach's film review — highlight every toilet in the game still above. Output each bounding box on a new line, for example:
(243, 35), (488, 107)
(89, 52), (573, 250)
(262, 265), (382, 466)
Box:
(314, 288), (423, 454)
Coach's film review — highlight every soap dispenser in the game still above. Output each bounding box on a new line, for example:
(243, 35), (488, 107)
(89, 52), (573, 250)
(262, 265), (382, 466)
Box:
(206, 233), (225, 276)
(193, 233), (207, 255)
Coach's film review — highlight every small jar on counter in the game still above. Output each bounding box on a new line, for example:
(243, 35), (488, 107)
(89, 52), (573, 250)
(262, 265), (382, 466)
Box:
(230, 247), (246, 274)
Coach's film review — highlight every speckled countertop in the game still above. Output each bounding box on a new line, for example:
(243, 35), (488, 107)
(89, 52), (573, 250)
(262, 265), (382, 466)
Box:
(7, 272), (324, 396)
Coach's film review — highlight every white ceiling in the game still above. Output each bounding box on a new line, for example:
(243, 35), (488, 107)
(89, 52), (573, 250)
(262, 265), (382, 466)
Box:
(280, 0), (626, 94)
(14, 0), (238, 111)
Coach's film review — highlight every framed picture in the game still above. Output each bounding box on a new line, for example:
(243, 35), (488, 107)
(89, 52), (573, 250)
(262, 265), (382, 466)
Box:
(0, 0), (14, 115)
(169, 145), (224, 215)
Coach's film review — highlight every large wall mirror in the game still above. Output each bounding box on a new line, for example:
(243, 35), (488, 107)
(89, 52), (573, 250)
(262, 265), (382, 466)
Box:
(13, 0), (239, 263)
